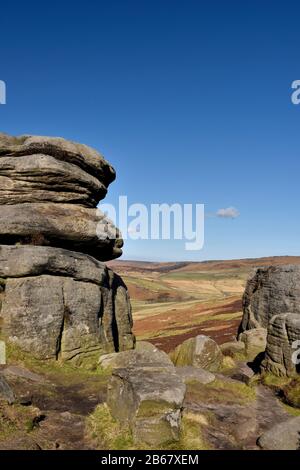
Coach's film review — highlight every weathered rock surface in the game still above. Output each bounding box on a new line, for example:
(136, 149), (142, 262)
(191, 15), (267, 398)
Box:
(172, 335), (223, 372)
(0, 133), (115, 187)
(239, 328), (267, 361)
(240, 265), (300, 332)
(99, 341), (173, 371)
(239, 265), (300, 376)
(220, 341), (245, 357)
(175, 366), (215, 384)
(0, 154), (108, 207)
(261, 313), (300, 376)
(257, 416), (300, 450)
(0, 246), (134, 363)
(0, 133), (133, 366)
(0, 203), (122, 261)
(107, 367), (186, 445)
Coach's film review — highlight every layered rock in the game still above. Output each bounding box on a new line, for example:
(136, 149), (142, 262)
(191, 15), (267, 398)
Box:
(0, 133), (134, 364)
(0, 203), (122, 261)
(239, 265), (300, 376)
(0, 133), (116, 201)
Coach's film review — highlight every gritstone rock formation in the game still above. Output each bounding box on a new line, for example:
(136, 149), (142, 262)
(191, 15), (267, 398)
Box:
(0, 133), (134, 365)
(239, 265), (300, 376)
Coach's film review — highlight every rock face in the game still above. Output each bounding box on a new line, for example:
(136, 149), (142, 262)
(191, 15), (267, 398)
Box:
(239, 265), (300, 376)
(172, 335), (223, 372)
(0, 133), (134, 364)
(240, 265), (300, 331)
(262, 313), (300, 376)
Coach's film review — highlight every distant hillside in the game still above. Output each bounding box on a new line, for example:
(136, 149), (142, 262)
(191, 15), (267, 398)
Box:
(107, 255), (300, 352)
(108, 255), (300, 274)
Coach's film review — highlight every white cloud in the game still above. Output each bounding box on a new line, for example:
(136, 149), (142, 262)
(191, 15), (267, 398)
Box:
(216, 207), (240, 219)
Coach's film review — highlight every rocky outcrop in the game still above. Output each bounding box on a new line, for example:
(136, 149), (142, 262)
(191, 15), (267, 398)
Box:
(239, 265), (300, 376)
(171, 335), (223, 372)
(0, 133), (134, 364)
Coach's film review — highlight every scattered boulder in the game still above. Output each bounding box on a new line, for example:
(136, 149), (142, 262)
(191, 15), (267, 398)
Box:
(220, 341), (245, 357)
(99, 341), (173, 371)
(257, 416), (300, 450)
(2, 365), (47, 383)
(172, 335), (223, 372)
(175, 366), (215, 384)
(229, 363), (255, 384)
(107, 366), (186, 446)
(238, 328), (267, 361)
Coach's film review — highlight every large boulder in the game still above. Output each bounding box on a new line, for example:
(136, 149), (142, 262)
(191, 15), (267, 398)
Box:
(258, 416), (300, 450)
(99, 341), (173, 371)
(171, 335), (223, 372)
(107, 367), (186, 446)
(0, 203), (122, 261)
(0, 246), (134, 363)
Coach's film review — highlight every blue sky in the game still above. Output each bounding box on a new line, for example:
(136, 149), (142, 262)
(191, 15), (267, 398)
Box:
(1, 0), (300, 261)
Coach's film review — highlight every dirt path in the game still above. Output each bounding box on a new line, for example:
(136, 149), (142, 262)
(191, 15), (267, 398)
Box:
(0, 366), (108, 450)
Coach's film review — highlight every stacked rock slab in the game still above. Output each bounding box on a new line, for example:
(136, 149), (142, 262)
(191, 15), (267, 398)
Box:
(239, 265), (300, 376)
(0, 133), (134, 365)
